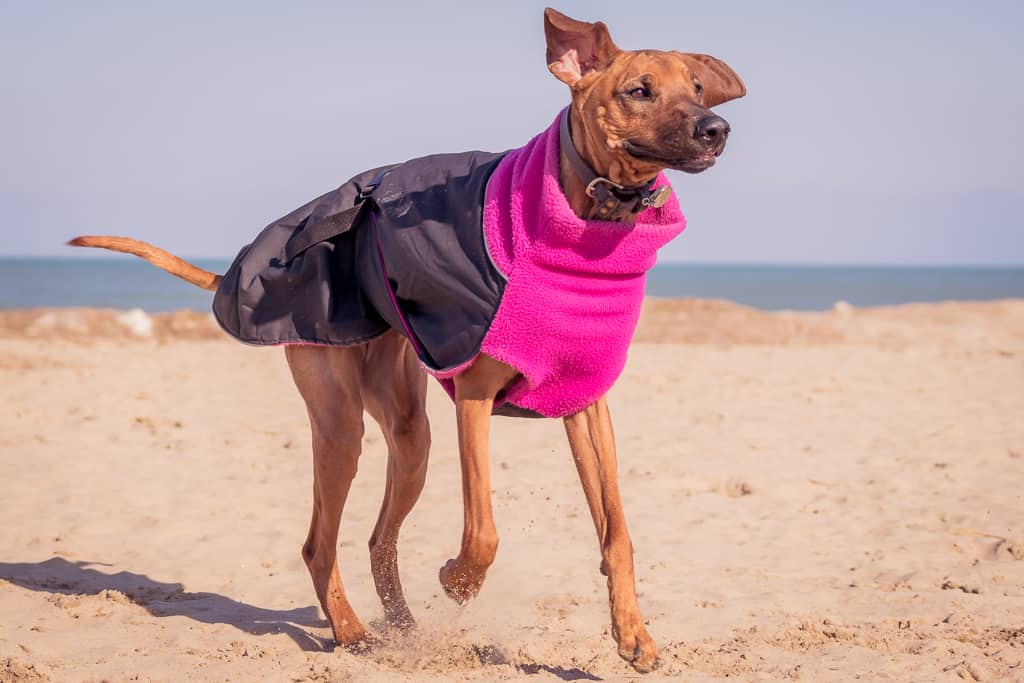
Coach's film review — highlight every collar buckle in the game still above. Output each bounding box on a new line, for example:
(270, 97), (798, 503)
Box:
(584, 177), (625, 199)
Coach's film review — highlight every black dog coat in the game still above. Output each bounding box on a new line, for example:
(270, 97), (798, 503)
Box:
(213, 150), (508, 374)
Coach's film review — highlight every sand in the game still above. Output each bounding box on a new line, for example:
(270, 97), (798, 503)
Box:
(1, 299), (1022, 682)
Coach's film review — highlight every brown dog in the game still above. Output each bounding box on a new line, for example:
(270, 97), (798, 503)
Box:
(70, 8), (744, 673)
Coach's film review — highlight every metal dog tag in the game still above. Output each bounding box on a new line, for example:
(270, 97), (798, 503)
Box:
(645, 186), (673, 209)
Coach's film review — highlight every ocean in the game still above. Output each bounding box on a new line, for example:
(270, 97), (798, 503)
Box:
(2, 257), (1022, 313)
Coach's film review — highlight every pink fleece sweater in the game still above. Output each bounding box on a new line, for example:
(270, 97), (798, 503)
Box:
(478, 112), (687, 417)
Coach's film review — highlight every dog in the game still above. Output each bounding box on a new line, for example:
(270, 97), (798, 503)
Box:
(70, 8), (744, 673)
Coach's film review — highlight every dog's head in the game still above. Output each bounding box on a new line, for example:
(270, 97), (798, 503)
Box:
(545, 8), (745, 185)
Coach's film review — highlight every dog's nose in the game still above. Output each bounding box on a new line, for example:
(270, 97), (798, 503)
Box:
(695, 115), (730, 144)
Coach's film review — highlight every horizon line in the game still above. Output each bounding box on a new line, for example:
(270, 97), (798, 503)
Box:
(3, 253), (1023, 269)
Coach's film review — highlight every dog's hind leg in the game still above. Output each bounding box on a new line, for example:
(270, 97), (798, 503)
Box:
(361, 332), (430, 630)
(286, 344), (370, 648)
(564, 396), (659, 673)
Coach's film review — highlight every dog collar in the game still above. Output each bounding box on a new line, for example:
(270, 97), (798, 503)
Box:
(558, 108), (672, 221)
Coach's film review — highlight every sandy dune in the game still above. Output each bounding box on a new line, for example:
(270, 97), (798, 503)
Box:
(1, 299), (1022, 681)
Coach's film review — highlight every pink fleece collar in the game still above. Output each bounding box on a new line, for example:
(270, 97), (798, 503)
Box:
(477, 111), (687, 417)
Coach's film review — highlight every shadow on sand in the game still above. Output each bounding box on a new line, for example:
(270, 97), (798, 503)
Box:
(1, 558), (606, 679)
(519, 663), (602, 681)
(0, 557), (332, 652)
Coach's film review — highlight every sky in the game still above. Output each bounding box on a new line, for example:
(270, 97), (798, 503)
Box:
(2, 1), (1022, 264)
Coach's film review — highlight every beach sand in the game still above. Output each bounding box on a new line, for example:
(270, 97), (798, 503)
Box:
(1, 299), (1022, 682)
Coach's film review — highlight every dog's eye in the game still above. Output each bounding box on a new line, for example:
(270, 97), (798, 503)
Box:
(694, 81), (704, 97)
(627, 86), (651, 99)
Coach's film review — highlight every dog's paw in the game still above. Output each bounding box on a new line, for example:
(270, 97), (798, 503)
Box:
(383, 606), (417, 633)
(336, 630), (381, 655)
(614, 618), (659, 673)
(439, 557), (486, 605)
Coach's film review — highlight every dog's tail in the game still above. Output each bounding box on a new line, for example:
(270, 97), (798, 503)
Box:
(67, 235), (223, 292)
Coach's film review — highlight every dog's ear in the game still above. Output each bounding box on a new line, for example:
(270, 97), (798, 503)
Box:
(679, 53), (746, 107)
(544, 7), (620, 87)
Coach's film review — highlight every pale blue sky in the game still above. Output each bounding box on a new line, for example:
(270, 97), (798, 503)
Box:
(2, 1), (1022, 263)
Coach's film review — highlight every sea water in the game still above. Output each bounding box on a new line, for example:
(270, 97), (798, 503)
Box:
(2, 257), (1022, 313)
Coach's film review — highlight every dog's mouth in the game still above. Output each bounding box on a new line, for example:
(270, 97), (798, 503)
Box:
(624, 142), (720, 174)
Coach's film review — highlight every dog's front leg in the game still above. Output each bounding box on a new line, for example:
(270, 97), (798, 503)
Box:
(564, 397), (659, 672)
(439, 354), (519, 604)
